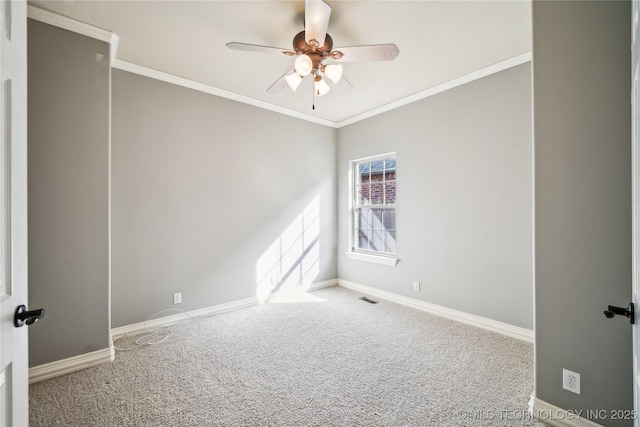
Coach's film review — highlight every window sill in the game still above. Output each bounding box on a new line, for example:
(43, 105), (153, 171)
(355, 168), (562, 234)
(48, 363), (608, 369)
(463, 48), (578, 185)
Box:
(346, 251), (399, 267)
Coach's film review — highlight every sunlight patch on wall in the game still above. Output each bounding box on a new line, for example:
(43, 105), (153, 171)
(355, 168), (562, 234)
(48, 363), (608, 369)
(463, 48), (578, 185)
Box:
(256, 196), (321, 303)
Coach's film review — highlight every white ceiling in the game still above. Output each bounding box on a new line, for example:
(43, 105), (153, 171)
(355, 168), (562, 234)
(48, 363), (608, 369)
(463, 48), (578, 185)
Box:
(28, 0), (532, 126)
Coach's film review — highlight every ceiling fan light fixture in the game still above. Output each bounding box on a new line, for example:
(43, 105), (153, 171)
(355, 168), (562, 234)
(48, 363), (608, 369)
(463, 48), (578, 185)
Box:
(227, 0), (399, 104)
(323, 64), (343, 83)
(285, 73), (303, 92)
(314, 77), (331, 96)
(294, 54), (313, 77)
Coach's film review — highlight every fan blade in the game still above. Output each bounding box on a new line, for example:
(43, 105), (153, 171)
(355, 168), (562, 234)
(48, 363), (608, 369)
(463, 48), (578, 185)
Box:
(267, 68), (296, 93)
(305, 0), (331, 47)
(332, 44), (399, 62)
(226, 42), (295, 56)
(331, 75), (353, 96)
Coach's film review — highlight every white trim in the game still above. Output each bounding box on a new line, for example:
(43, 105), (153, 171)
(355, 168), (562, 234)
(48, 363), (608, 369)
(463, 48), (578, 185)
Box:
(24, 4), (531, 128)
(301, 278), (338, 292)
(112, 281), (337, 339)
(28, 281), (338, 383)
(350, 151), (398, 164)
(30, 280), (534, 386)
(529, 396), (605, 427)
(348, 153), (398, 265)
(110, 33), (120, 64)
(113, 54), (532, 129)
(335, 51), (533, 128)
(27, 5), (117, 46)
(111, 59), (337, 128)
(29, 347), (115, 384)
(346, 251), (399, 266)
(338, 279), (534, 342)
(111, 295), (259, 339)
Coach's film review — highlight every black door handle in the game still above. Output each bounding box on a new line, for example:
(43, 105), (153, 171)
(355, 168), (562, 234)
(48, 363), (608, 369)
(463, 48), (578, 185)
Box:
(14, 305), (45, 327)
(603, 302), (634, 324)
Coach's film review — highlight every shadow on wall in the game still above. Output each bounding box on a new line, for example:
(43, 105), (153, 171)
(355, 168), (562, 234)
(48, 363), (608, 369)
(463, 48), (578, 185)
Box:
(256, 195), (322, 303)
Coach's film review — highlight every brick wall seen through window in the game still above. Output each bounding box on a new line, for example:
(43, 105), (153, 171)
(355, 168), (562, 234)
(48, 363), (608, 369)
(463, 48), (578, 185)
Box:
(353, 155), (396, 255)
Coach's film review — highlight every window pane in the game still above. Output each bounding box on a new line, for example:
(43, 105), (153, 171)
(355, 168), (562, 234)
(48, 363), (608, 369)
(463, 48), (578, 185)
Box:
(357, 164), (370, 185)
(370, 160), (384, 178)
(385, 158), (396, 183)
(384, 158), (395, 171)
(370, 173), (384, 182)
(365, 209), (374, 229)
(357, 184), (371, 204)
(370, 183), (383, 204)
(382, 210), (395, 230)
(370, 161), (384, 182)
(357, 208), (371, 228)
(384, 182), (396, 205)
(371, 229), (383, 252)
(384, 230), (396, 253)
(357, 230), (369, 251)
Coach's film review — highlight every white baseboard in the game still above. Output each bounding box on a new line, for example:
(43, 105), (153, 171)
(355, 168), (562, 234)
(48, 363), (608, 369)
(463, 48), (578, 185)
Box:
(302, 279), (338, 292)
(29, 346), (115, 384)
(30, 281), (338, 384)
(529, 396), (604, 427)
(337, 279), (534, 342)
(112, 280), (338, 339)
(33, 278), (533, 384)
(111, 295), (260, 339)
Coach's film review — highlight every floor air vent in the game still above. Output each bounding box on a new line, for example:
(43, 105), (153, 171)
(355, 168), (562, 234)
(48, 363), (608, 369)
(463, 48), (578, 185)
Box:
(359, 296), (378, 304)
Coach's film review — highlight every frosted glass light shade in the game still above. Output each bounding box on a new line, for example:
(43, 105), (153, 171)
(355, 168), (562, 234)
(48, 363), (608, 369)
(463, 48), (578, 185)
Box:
(324, 64), (343, 84)
(285, 73), (303, 91)
(294, 55), (313, 77)
(314, 77), (331, 96)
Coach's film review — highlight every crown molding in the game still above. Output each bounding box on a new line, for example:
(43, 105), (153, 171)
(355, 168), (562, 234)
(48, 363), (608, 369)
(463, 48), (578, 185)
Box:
(27, 4), (117, 45)
(26, 4), (531, 129)
(27, 4), (119, 63)
(111, 59), (337, 128)
(335, 51), (532, 128)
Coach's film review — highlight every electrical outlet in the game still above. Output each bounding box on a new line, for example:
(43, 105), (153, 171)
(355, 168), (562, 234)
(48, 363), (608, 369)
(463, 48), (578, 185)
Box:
(173, 292), (182, 304)
(563, 368), (580, 394)
(413, 281), (420, 292)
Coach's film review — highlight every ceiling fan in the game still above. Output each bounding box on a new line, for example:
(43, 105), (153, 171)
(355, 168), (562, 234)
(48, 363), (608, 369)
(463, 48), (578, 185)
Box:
(226, 0), (399, 103)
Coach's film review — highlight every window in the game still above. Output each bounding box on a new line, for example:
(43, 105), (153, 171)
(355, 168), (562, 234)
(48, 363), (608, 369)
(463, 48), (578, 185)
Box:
(348, 153), (397, 266)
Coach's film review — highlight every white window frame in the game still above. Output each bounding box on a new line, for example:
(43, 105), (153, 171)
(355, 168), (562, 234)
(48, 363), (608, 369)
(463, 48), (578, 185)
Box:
(347, 153), (398, 267)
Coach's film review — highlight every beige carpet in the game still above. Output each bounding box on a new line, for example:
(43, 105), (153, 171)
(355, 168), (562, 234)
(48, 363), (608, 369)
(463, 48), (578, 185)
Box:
(30, 286), (545, 426)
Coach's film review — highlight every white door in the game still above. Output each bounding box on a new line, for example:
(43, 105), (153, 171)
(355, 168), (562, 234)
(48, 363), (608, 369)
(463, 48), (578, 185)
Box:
(633, 1), (640, 425)
(0, 0), (28, 426)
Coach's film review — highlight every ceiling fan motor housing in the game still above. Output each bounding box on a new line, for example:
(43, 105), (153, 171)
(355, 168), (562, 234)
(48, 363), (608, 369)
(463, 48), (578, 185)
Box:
(293, 30), (334, 68)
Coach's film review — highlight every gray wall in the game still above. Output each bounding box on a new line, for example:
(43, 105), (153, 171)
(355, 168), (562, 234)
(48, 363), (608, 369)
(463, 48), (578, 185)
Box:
(337, 63), (533, 330)
(533, 1), (632, 424)
(111, 70), (337, 327)
(28, 20), (111, 366)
